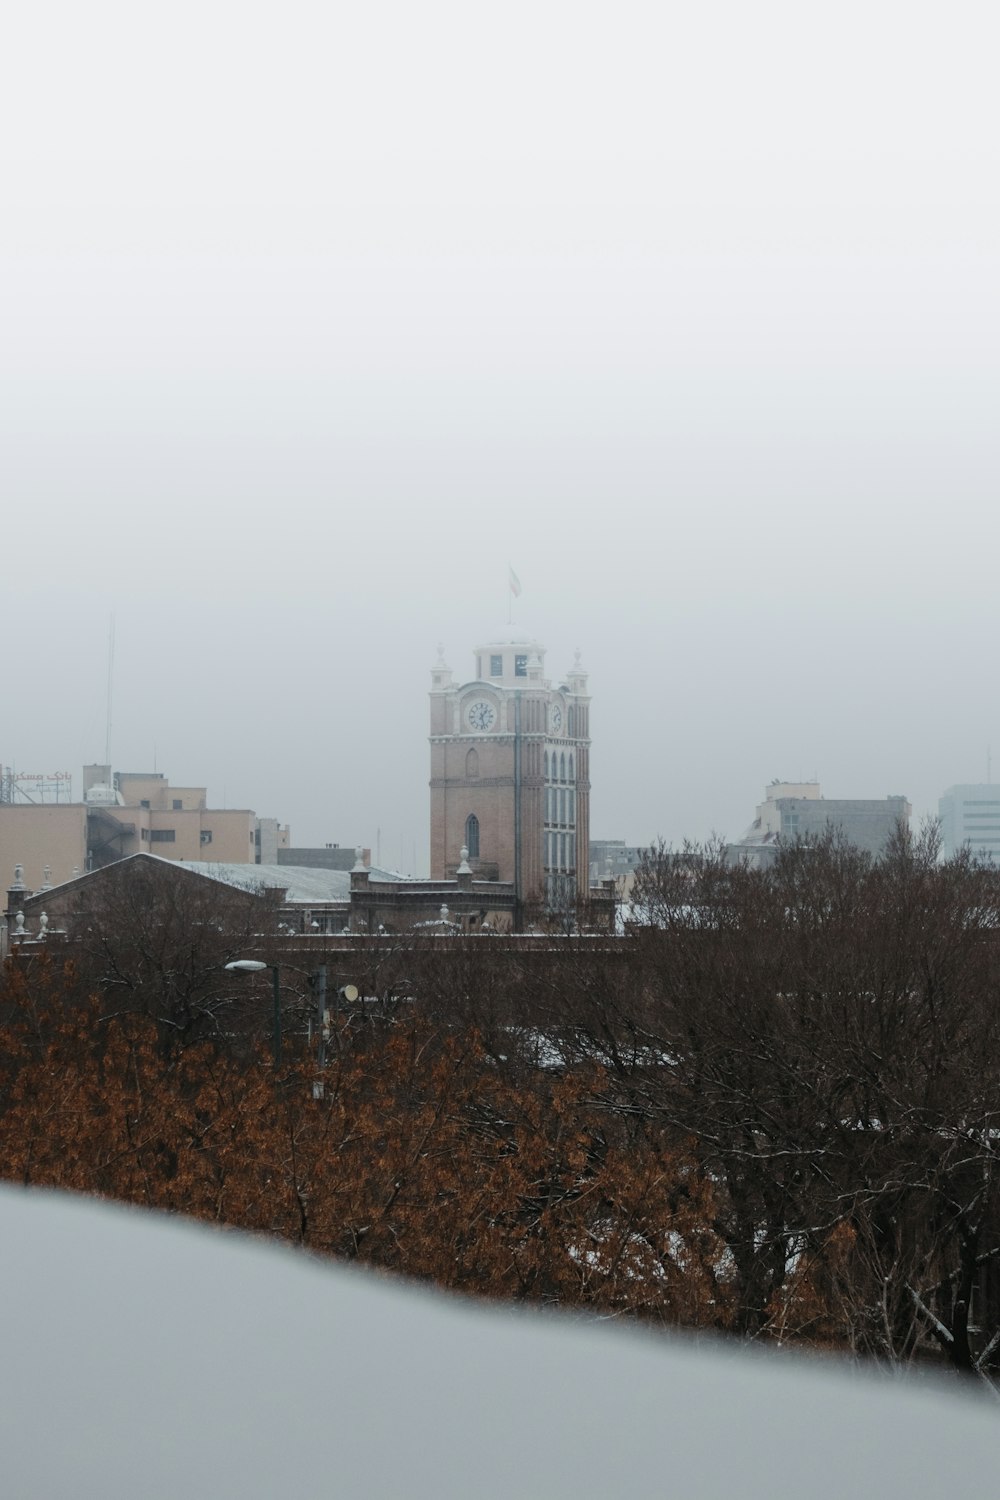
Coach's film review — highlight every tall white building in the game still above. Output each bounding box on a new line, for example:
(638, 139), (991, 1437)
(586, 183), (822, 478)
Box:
(939, 785), (1000, 863)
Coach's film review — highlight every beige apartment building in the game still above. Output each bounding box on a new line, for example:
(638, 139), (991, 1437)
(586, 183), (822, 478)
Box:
(0, 765), (286, 891)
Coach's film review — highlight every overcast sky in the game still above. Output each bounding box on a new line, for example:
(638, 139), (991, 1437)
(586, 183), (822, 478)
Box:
(2, 2), (998, 871)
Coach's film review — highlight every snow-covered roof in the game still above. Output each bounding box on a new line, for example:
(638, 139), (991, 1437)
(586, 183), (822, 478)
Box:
(177, 861), (409, 904)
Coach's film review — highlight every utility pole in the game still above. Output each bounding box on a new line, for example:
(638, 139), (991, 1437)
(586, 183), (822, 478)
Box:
(513, 691), (523, 932)
(314, 964), (328, 1097)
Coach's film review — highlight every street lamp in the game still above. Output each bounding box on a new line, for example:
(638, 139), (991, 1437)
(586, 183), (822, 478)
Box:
(225, 959), (281, 1069)
(313, 974), (360, 1094)
(225, 960), (360, 1076)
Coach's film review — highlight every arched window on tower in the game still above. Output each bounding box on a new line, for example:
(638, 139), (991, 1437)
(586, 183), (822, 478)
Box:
(568, 753), (574, 781)
(560, 753), (566, 782)
(465, 813), (480, 859)
(466, 747), (479, 779)
(543, 751), (549, 780)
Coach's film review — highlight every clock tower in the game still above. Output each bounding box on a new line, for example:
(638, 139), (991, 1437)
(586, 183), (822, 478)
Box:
(429, 638), (591, 920)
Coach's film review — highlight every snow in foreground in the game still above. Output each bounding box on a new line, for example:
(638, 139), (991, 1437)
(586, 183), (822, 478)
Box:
(0, 1188), (995, 1498)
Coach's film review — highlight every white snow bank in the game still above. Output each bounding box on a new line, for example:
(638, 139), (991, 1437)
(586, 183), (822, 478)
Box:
(0, 1187), (995, 1499)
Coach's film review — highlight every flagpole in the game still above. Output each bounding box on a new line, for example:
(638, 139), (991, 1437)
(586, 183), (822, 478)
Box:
(507, 563), (521, 624)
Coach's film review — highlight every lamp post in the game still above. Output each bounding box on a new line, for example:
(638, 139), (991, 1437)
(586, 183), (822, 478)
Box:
(225, 959), (281, 1069)
(225, 960), (360, 1076)
(313, 970), (360, 1096)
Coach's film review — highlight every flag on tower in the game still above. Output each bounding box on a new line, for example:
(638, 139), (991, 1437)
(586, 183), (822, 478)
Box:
(508, 565), (522, 598)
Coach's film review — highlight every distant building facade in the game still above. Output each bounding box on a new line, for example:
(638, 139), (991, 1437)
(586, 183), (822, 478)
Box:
(589, 840), (645, 886)
(2, 852), (521, 953)
(429, 638), (592, 917)
(255, 818), (292, 865)
(939, 785), (1000, 863)
(276, 845), (370, 872)
(3, 852), (616, 967)
(728, 781), (911, 867)
(0, 764), (285, 890)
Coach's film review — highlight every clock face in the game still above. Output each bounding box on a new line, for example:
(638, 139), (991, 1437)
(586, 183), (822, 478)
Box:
(467, 699), (497, 732)
(550, 705), (563, 732)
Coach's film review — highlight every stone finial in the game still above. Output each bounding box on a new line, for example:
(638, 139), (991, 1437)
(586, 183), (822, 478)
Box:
(440, 904), (450, 922)
(351, 847), (367, 873)
(12, 863), (25, 891)
(13, 911), (25, 937)
(39, 865), (52, 892)
(431, 644), (453, 690)
(38, 912), (49, 937)
(456, 845), (472, 876)
(568, 647), (588, 686)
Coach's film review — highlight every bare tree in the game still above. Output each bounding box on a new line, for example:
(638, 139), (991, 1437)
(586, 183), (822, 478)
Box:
(60, 858), (282, 1052)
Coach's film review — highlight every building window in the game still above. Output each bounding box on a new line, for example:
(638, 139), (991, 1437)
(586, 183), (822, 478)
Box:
(465, 813), (480, 859)
(568, 754), (574, 781)
(141, 829), (149, 840)
(490, 654), (503, 676)
(514, 654), (527, 677)
(543, 751), (549, 779)
(150, 829), (176, 843)
(560, 753), (566, 782)
(200, 830), (213, 845)
(140, 800), (151, 809)
(465, 748), (480, 779)
(172, 799), (183, 810)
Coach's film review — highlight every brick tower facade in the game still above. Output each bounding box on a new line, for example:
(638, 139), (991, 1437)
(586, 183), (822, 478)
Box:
(429, 638), (591, 919)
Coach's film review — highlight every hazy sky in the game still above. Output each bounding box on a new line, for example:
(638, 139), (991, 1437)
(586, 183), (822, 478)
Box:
(2, 2), (998, 871)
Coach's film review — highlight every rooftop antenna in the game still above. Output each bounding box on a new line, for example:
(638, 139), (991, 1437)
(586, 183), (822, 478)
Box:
(104, 614), (115, 773)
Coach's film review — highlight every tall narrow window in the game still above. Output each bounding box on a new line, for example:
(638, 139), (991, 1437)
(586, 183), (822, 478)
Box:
(560, 753), (566, 782)
(465, 748), (479, 779)
(465, 813), (480, 859)
(543, 751), (549, 779)
(568, 754), (574, 781)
